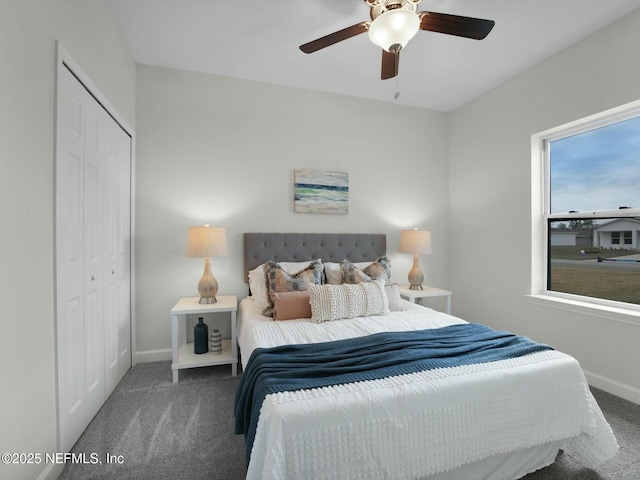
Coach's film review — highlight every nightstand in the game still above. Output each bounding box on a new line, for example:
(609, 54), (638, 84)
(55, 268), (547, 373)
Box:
(398, 285), (452, 314)
(170, 295), (238, 383)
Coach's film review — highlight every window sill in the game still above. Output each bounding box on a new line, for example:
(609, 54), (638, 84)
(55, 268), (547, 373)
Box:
(526, 294), (640, 326)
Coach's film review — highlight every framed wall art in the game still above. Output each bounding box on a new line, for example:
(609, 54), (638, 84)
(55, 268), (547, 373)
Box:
(294, 169), (349, 215)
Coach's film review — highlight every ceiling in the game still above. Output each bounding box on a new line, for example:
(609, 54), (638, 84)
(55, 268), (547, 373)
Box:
(106, 0), (640, 112)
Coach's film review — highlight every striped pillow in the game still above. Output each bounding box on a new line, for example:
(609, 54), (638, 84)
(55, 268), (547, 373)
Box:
(309, 280), (389, 323)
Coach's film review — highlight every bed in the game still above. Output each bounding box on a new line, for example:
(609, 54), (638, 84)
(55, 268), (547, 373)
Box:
(235, 233), (618, 480)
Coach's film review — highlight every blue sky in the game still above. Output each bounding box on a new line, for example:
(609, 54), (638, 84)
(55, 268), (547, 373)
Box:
(550, 115), (640, 214)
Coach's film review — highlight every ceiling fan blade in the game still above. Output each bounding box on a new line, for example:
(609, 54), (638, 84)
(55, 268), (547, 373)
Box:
(299, 22), (370, 54)
(381, 49), (399, 80)
(418, 11), (495, 40)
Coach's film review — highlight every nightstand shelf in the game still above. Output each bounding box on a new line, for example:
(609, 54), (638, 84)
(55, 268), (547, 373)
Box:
(170, 295), (237, 383)
(398, 285), (452, 314)
(176, 339), (234, 369)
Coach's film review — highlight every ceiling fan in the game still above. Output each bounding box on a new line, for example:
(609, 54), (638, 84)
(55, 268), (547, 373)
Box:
(300, 0), (495, 80)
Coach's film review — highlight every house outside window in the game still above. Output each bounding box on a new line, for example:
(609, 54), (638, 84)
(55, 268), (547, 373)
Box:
(532, 102), (640, 309)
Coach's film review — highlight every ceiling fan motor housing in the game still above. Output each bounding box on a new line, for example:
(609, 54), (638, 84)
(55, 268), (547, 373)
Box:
(367, 0), (420, 20)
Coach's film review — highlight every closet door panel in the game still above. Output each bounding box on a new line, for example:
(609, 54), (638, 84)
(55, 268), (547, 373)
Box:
(104, 119), (131, 396)
(116, 126), (132, 382)
(56, 67), (92, 451)
(103, 118), (118, 394)
(82, 98), (105, 413)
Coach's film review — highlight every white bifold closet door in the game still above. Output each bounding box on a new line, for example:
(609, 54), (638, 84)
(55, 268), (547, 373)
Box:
(56, 63), (131, 453)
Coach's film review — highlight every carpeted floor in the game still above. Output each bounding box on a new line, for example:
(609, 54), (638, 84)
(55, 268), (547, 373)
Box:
(522, 385), (640, 480)
(58, 361), (640, 480)
(58, 362), (246, 480)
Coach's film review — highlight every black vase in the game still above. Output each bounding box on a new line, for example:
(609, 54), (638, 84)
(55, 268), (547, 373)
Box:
(194, 317), (209, 354)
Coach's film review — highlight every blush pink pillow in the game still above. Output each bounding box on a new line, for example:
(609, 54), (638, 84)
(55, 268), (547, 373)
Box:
(271, 290), (312, 321)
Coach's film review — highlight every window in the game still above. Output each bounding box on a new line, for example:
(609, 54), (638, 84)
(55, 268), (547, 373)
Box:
(611, 231), (633, 245)
(612, 232), (620, 245)
(534, 103), (640, 309)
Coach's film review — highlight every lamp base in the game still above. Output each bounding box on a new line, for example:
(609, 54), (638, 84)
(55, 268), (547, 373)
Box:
(407, 254), (424, 292)
(199, 296), (218, 304)
(197, 257), (219, 305)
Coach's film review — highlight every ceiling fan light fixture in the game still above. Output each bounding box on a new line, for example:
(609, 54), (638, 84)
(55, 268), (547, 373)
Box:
(368, 9), (420, 52)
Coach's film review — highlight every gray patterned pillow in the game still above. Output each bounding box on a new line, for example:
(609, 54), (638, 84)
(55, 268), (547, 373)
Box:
(341, 256), (391, 284)
(263, 260), (323, 317)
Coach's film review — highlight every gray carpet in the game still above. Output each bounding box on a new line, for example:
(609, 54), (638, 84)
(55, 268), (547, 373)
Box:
(522, 386), (640, 480)
(59, 362), (640, 480)
(58, 362), (246, 480)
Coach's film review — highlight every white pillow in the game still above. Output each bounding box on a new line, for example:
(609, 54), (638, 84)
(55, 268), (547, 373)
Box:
(385, 284), (406, 312)
(278, 260), (322, 273)
(248, 265), (269, 310)
(309, 279), (390, 323)
(323, 262), (342, 284)
(249, 260), (322, 310)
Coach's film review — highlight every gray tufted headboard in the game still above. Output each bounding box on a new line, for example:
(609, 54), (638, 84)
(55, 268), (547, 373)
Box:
(244, 233), (386, 281)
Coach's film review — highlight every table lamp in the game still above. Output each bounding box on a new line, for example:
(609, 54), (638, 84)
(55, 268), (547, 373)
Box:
(186, 225), (228, 303)
(399, 228), (432, 290)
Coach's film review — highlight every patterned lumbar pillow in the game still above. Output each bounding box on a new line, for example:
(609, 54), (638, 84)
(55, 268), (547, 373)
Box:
(340, 256), (391, 284)
(263, 260), (323, 317)
(309, 279), (390, 323)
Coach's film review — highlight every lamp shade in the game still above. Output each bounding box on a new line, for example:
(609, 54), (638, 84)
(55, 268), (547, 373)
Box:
(186, 226), (228, 258)
(368, 9), (420, 52)
(399, 229), (432, 255)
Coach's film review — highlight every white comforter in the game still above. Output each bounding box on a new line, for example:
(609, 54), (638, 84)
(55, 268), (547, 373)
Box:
(237, 298), (618, 480)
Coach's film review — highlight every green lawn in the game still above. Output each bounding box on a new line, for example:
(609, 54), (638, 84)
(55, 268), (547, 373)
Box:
(550, 265), (640, 304)
(550, 246), (640, 305)
(550, 246), (640, 261)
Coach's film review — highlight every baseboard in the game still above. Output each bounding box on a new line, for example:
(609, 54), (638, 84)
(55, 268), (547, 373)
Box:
(135, 348), (172, 363)
(584, 369), (640, 405)
(37, 463), (64, 480)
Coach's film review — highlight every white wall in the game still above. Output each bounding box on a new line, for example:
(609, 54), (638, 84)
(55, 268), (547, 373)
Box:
(449, 8), (640, 402)
(5, 4), (639, 478)
(0, 2), (135, 479)
(134, 64), (450, 360)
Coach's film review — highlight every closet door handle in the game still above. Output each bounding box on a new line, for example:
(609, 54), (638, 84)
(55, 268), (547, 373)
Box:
(91, 275), (96, 281)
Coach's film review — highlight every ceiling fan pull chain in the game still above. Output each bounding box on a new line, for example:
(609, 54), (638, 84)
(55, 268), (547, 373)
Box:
(394, 75), (400, 100)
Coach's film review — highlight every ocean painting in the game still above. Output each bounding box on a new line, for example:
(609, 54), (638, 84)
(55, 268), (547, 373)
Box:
(294, 169), (349, 214)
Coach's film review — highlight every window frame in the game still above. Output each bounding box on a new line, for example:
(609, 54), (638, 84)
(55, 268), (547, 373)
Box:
(531, 100), (640, 318)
